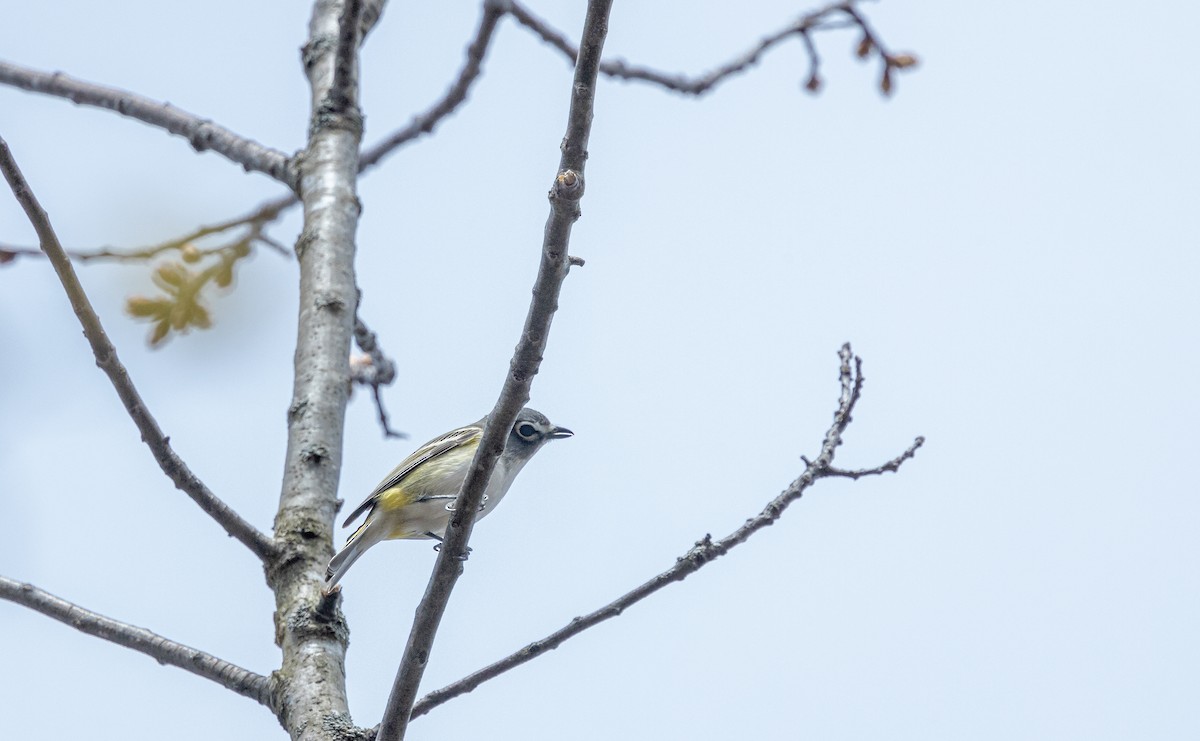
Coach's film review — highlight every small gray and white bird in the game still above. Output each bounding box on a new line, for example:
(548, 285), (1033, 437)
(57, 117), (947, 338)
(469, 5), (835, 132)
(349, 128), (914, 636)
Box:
(325, 407), (572, 588)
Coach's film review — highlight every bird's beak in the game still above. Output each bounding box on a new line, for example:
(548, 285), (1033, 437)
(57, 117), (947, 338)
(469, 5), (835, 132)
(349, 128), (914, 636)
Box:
(548, 425), (574, 439)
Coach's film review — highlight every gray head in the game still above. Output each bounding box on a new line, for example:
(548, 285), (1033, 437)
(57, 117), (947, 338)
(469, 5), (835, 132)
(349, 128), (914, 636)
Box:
(505, 407), (573, 454)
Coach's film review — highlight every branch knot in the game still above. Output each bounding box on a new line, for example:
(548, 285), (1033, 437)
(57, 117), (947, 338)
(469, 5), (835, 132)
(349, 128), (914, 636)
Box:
(552, 169), (585, 201)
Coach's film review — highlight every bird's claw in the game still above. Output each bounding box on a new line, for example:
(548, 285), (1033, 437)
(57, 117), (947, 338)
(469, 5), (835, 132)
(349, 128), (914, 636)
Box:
(432, 543), (473, 560)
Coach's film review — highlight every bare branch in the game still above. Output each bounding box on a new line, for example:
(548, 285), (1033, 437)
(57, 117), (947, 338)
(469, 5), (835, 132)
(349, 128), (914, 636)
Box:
(2, 0), (913, 280)
(1, 206), (288, 264)
(2, 0), (911, 277)
(358, 0), (506, 172)
(0, 576), (276, 708)
(406, 343), (922, 719)
(106, 0), (504, 244)
(351, 311), (404, 439)
(0, 135), (277, 562)
(68, 0), (499, 270)
(1, 0), (491, 270)
(328, 0), (364, 117)
(376, 2), (614, 739)
(267, 0), (369, 733)
(203, 0), (506, 234)
(0, 60), (296, 188)
(358, 0), (388, 40)
(837, 3), (919, 96)
(509, 0), (916, 97)
(821, 436), (926, 480)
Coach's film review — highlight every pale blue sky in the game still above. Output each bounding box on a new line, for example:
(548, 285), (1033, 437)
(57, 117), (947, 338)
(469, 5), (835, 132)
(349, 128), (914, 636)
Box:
(2, 2), (1198, 739)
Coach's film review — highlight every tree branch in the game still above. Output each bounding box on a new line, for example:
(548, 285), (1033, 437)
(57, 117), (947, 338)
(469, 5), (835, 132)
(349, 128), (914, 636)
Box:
(1, 0), (499, 270)
(0, 196), (293, 266)
(0, 0), (498, 268)
(509, 0), (916, 96)
(351, 311), (404, 439)
(404, 343), (922, 720)
(0, 135), (277, 562)
(375, 2), (614, 739)
(0, 576), (276, 708)
(358, 0), (388, 40)
(820, 436), (925, 480)
(0, 60), (297, 188)
(268, 0), (368, 736)
(1, 0), (914, 279)
(358, 0), (506, 172)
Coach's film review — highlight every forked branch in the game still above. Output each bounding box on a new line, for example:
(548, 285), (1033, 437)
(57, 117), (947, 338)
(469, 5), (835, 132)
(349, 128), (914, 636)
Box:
(1, 0), (914, 276)
(405, 343), (922, 720)
(375, 1), (615, 739)
(509, 0), (917, 96)
(0, 135), (277, 562)
(351, 311), (404, 439)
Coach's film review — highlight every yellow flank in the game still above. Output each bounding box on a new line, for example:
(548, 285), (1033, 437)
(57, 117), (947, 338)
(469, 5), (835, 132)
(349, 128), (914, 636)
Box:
(325, 407), (571, 589)
(376, 484), (421, 513)
(375, 434), (481, 540)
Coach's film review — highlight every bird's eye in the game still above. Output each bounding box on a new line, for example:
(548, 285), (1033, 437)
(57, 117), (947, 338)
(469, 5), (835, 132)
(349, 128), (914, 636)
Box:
(516, 422), (539, 440)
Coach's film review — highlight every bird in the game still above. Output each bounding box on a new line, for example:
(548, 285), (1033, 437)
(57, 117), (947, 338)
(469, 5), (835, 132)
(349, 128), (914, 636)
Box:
(324, 407), (572, 589)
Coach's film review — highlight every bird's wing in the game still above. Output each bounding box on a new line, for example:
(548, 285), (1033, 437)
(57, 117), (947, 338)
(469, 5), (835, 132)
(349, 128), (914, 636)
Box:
(341, 423), (483, 528)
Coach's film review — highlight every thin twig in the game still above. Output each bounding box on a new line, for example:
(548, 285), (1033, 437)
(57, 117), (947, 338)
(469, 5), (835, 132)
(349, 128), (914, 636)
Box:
(375, 2), (614, 739)
(0, 60), (296, 188)
(0, 576), (277, 708)
(358, 0), (506, 172)
(822, 436), (926, 480)
(2, 0), (914, 274)
(351, 311), (404, 439)
(131, 0), (506, 238)
(406, 344), (922, 719)
(1, 0), (913, 275)
(510, 0), (914, 97)
(359, 0), (388, 41)
(0, 135), (277, 562)
(0, 197), (292, 265)
(4, 0), (507, 270)
(368, 384), (402, 438)
(837, 2), (918, 96)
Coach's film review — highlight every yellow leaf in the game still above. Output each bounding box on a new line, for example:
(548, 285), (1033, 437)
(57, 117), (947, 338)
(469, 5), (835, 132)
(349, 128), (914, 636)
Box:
(126, 296), (171, 319)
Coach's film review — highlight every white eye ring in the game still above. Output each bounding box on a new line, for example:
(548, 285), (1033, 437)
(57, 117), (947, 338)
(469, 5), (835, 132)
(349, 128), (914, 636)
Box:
(516, 422), (539, 440)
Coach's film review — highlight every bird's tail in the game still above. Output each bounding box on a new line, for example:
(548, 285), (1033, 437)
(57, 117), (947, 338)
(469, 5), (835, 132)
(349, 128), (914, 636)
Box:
(325, 520), (382, 589)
